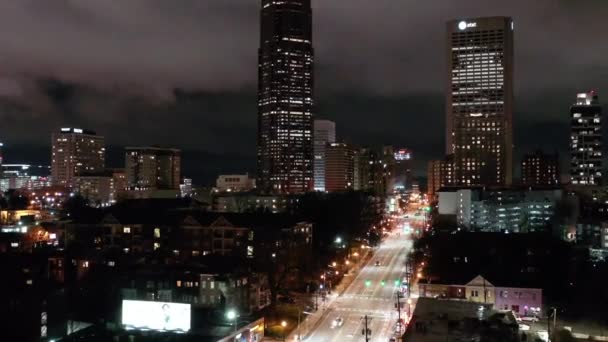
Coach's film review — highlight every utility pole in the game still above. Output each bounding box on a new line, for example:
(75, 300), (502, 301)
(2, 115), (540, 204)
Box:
(361, 315), (371, 342)
(396, 291), (402, 335)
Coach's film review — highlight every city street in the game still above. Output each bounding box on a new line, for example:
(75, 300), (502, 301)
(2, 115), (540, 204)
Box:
(303, 229), (412, 342)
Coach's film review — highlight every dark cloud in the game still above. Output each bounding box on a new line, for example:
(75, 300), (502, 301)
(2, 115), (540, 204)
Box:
(0, 0), (606, 182)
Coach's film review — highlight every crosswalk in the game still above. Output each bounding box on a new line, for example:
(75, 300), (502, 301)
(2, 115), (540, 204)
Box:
(339, 294), (393, 302)
(334, 307), (394, 317)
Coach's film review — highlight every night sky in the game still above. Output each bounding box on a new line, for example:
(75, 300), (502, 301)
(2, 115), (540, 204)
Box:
(0, 0), (607, 184)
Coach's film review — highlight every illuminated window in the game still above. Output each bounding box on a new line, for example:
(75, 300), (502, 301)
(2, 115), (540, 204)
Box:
(154, 228), (160, 238)
(123, 227), (131, 234)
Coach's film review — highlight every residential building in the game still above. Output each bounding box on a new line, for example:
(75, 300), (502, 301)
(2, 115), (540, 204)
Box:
(73, 174), (115, 206)
(125, 147), (181, 190)
(110, 168), (127, 199)
(438, 187), (562, 232)
(521, 150), (559, 186)
(51, 128), (105, 187)
(313, 120), (336, 192)
(418, 275), (542, 317)
(212, 193), (297, 214)
(447, 17), (514, 187)
(404, 298), (517, 342)
(215, 174), (256, 193)
(570, 91), (602, 186)
(257, 0), (314, 194)
(325, 143), (354, 192)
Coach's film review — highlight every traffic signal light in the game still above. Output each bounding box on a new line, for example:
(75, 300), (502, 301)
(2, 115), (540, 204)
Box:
(381, 280), (385, 286)
(365, 280), (371, 287)
(394, 279), (400, 286)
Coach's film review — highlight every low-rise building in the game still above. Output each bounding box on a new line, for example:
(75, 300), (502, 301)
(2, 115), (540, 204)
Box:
(215, 174), (256, 193)
(419, 275), (543, 317)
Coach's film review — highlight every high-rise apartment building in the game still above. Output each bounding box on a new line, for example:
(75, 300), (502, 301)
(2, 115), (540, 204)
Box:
(125, 147), (181, 190)
(325, 143), (354, 192)
(313, 120), (336, 191)
(446, 17), (514, 187)
(257, 0), (314, 194)
(521, 150), (559, 187)
(570, 91), (602, 186)
(51, 128), (105, 187)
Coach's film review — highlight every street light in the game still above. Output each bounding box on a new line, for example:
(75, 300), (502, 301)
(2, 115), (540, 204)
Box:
(226, 309), (238, 334)
(332, 262), (337, 267)
(281, 321), (287, 342)
(335, 236), (342, 244)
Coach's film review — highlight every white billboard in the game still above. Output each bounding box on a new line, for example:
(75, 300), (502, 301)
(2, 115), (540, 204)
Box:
(122, 300), (191, 332)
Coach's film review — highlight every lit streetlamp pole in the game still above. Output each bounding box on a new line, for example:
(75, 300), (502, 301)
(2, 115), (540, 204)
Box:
(281, 320), (287, 342)
(226, 309), (237, 334)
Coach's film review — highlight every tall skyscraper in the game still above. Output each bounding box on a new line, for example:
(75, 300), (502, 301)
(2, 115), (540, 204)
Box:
(570, 91), (602, 186)
(393, 148), (413, 192)
(257, 0), (314, 194)
(125, 147), (181, 190)
(325, 143), (354, 192)
(446, 17), (514, 187)
(51, 128), (105, 187)
(521, 150), (559, 187)
(313, 120), (336, 191)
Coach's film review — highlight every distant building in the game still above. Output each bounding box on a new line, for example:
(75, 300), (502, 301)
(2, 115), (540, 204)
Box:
(257, 0), (314, 194)
(570, 91), (602, 186)
(125, 147), (181, 191)
(393, 148), (413, 192)
(0, 142), (3, 177)
(313, 120), (336, 192)
(521, 150), (559, 187)
(325, 143), (354, 192)
(427, 155), (454, 198)
(438, 187), (562, 232)
(73, 174), (115, 206)
(355, 147), (392, 196)
(51, 128), (105, 187)
(212, 193), (297, 214)
(0, 164), (52, 192)
(215, 174), (256, 193)
(180, 178), (193, 197)
(447, 17), (514, 187)
(110, 168), (127, 199)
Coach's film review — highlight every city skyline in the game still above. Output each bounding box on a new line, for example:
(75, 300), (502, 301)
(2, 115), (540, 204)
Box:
(0, 1), (607, 182)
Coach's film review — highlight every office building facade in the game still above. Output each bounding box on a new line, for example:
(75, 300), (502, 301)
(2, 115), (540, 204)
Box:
(521, 150), (559, 187)
(257, 0), (314, 194)
(325, 143), (354, 192)
(313, 120), (336, 191)
(570, 91), (602, 186)
(51, 128), (105, 187)
(446, 17), (514, 187)
(125, 147), (181, 190)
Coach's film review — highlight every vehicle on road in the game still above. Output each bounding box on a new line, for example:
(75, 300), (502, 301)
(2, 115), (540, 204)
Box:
(375, 260), (381, 266)
(331, 317), (344, 328)
(519, 316), (539, 323)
